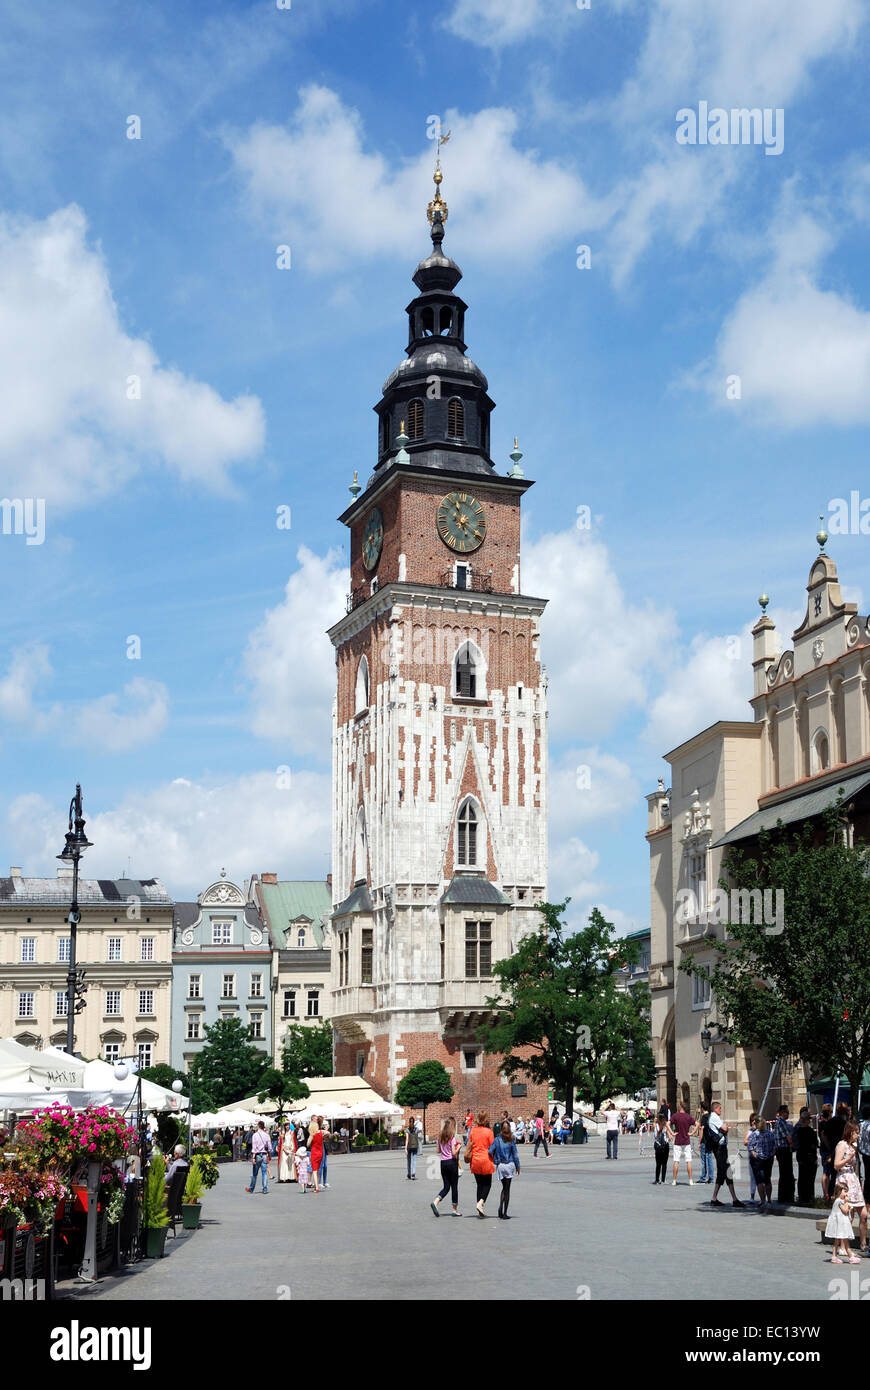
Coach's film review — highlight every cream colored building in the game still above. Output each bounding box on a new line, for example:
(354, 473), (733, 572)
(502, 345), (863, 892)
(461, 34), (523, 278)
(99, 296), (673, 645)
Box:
(646, 537), (870, 1120)
(0, 868), (174, 1066)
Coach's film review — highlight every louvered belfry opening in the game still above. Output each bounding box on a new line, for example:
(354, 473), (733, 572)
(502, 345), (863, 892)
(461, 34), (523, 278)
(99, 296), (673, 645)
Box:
(407, 398), (424, 439)
(447, 396), (464, 439)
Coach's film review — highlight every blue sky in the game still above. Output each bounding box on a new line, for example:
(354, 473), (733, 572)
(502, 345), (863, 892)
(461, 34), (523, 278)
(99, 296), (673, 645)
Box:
(1, 0), (870, 926)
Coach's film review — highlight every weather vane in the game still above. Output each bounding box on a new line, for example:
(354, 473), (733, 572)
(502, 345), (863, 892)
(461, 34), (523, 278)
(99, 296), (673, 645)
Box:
(427, 128), (450, 227)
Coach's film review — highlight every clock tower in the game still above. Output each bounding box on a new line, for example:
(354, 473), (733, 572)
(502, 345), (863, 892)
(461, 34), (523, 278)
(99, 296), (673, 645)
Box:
(327, 170), (549, 1126)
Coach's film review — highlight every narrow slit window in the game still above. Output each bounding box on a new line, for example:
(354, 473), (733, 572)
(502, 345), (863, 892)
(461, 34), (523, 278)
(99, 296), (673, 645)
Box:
(447, 397), (464, 439)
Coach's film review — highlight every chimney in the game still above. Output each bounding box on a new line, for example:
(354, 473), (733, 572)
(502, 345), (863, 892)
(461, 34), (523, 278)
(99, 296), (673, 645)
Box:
(262, 873), (278, 885)
(9, 866), (22, 878)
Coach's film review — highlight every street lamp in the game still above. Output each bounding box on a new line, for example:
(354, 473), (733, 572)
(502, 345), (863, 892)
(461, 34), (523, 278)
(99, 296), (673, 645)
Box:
(700, 1025), (712, 1054)
(57, 784), (93, 1054)
(172, 1077), (193, 1158)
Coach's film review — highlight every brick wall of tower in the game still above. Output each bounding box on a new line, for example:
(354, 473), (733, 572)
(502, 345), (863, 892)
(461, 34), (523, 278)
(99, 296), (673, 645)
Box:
(349, 476), (522, 594)
(335, 1032), (549, 1137)
(336, 606), (542, 731)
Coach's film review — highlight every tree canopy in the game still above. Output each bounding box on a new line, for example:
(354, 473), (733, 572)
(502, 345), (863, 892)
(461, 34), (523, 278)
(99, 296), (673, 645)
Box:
(680, 806), (870, 1108)
(476, 901), (654, 1115)
(257, 1067), (310, 1120)
(189, 1016), (269, 1111)
(138, 1064), (188, 1094)
(281, 1021), (333, 1079)
(395, 1059), (454, 1138)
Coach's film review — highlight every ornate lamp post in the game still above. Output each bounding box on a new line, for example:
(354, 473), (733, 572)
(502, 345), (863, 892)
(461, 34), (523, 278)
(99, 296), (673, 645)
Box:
(57, 784), (92, 1054)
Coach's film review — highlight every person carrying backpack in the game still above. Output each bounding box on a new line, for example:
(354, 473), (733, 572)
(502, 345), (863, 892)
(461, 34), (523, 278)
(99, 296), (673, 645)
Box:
(405, 1114), (420, 1180)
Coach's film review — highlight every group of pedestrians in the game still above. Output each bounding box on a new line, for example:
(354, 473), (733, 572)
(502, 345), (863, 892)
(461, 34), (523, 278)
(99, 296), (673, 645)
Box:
(430, 1110), (521, 1219)
(243, 1116), (333, 1195)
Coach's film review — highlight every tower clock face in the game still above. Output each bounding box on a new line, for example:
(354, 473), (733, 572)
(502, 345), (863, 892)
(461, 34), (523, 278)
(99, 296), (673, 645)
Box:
(437, 490), (486, 553)
(362, 507), (384, 571)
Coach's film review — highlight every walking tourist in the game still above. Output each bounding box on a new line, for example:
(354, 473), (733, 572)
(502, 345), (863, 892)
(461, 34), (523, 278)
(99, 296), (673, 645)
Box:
(430, 1116), (462, 1217)
(746, 1116), (775, 1210)
(308, 1117), (323, 1194)
(773, 1105), (795, 1204)
(707, 1102), (745, 1208)
(245, 1120), (271, 1194)
(860, 1104), (870, 1207)
(406, 1114), (421, 1180)
(743, 1114), (758, 1200)
(833, 1121), (868, 1253)
(604, 1103), (620, 1160)
(826, 1178), (858, 1263)
(490, 1120), (521, 1219)
(464, 1108), (473, 1142)
(653, 1113), (670, 1184)
(466, 1110), (495, 1217)
(318, 1118), (332, 1189)
(670, 1101), (696, 1186)
(294, 1144), (310, 1192)
(692, 1100), (711, 1178)
(277, 1121), (295, 1182)
(793, 1108), (819, 1205)
(533, 1109), (550, 1158)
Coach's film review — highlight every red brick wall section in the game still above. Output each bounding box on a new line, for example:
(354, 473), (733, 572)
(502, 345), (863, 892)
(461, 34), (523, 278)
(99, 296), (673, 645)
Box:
(349, 475), (521, 596)
(335, 1033), (548, 1141)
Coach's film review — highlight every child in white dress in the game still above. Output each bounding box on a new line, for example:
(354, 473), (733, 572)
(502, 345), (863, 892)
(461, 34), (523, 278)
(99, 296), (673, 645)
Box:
(825, 1178), (857, 1263)
(294, 1144), (310, 1193)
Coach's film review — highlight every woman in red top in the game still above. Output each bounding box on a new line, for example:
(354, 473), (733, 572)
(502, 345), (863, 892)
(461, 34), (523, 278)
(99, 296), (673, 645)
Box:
(468, 1110), (495, 1217)
(308, 1118), (324, 1194)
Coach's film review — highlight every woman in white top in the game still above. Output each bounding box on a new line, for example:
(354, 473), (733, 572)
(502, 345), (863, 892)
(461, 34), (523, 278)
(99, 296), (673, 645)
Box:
(515, 1117), (526, 1143)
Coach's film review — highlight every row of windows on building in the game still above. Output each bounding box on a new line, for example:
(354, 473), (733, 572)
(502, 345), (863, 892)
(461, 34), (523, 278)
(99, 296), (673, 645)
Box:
(187, 972), (265, 999)
(13, 936), (158, 963)
(15, 988), (160, 1019)
(336, 921), (492, 988)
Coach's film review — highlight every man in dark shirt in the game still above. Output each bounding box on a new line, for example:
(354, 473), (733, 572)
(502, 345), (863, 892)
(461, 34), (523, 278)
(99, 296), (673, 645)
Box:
(792, 1109), (818, 1205)
(773, 1105), (795, 1204)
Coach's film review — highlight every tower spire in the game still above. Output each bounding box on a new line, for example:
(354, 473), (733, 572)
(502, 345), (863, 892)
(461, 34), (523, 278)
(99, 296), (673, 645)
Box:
(426, 128), (450, 246)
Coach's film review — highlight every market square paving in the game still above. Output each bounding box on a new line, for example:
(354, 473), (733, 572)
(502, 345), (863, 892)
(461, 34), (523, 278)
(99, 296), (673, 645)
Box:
(58, 1140), (852, 1303)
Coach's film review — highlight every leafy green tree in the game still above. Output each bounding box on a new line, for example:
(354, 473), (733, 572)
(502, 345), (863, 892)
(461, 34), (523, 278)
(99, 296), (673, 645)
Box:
(190, 1017), (269, 1110)
(477, 902), (654, 1116)
(394, 1060), (454, 1140)
(281, 1022), (333, 1079)
(680, 806), (870, 1109)
(257, 1067), (310, 1121)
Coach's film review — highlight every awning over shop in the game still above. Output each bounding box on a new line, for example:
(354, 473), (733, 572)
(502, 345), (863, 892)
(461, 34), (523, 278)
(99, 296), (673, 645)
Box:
(229, 1075), (401, 1117)
(808, 1072), (870, 1094)
(712, 768), (870, 849)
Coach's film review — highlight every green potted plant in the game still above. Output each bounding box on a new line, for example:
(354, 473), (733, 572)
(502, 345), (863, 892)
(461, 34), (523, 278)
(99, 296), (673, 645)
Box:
(142, 1153), (170, 1258)
(181, 1157), (205, 1230)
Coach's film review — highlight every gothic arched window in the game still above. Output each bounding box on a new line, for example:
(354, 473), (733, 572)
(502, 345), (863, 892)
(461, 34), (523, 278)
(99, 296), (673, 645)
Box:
(812, 728), (830, 774)
(447, 397), (465, 440)
(407, 399), (424, 439)
(355, 656), (370, 714)
(457, 798), (480, 867)
(454, 640), (485, 699)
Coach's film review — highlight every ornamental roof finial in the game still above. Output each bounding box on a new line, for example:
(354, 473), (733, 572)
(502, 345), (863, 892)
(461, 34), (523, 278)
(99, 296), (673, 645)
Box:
(816, 513), (828, 553)
(426, 128), (450, 241)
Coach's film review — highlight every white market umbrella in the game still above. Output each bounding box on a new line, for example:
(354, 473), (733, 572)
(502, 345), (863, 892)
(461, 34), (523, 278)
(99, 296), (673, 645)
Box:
(213, 1108), (262, 1127)
(0, 1038), (86, 1090)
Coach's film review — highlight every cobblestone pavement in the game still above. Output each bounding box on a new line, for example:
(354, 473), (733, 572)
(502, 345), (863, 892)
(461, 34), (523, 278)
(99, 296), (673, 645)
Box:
(57, 1139), (860, 1302)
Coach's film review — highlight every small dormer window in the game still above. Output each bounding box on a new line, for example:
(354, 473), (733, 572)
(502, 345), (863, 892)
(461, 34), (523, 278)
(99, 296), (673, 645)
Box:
(297, 927), (306, 948)
(447, 397), (464, 440)
(407, 399), (424, 440)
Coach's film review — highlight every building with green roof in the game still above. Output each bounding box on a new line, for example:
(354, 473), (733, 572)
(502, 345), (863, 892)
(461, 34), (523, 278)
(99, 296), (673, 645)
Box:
(247, 874), (332, 1056)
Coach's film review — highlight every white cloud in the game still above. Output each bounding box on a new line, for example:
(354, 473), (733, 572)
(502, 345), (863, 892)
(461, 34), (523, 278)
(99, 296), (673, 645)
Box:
(0, 644), (168, 752)
(523, 525), (677, 741)
(444, 0), (550, 49)
(227, 87), (600, 272)
(548, 747), (641, 836)
(0, 205), (265, 508)
(75, 678), (170, 753)
(244, 544), (347, 757)
(692, 210), (870, 426)
(6, 770), (332, 901)
(642, 625), (755, 756)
